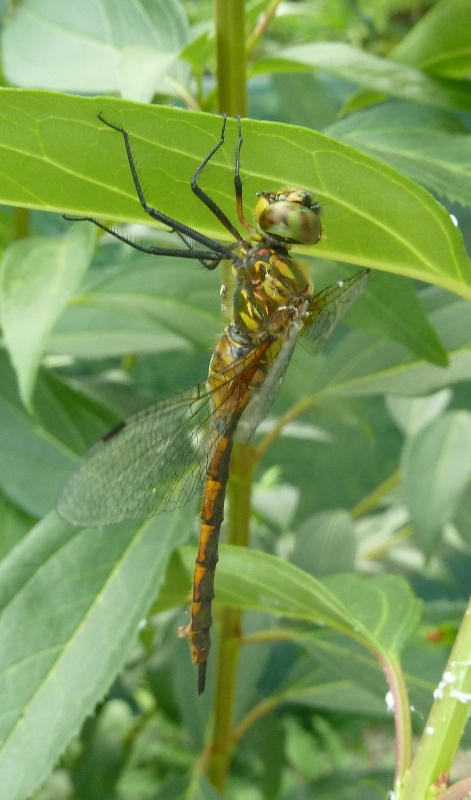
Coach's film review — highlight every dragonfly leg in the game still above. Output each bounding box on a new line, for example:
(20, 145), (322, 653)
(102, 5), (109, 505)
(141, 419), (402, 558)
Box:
(62, 215), (225, 261)
(191, 115), (243, 244)
(96, 112), (233, 258)
(234, 116), (258, 236)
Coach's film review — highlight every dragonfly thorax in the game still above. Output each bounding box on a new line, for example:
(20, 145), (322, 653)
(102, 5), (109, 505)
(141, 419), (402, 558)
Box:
(254, 189), (322, 245)
(232, 245), (313, 337)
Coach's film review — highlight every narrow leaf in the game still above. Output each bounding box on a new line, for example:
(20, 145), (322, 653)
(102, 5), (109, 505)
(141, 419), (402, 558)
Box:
(252, 42), (471, 113)
(312, 292), (471, 398)
(402, 411), (471, 554)
(0, 223), (95, 408)
(0, 352), (115, 517)
(345, 270), (448, 366)
(0, 508), (190, 800)
(386, 390), (452, 437)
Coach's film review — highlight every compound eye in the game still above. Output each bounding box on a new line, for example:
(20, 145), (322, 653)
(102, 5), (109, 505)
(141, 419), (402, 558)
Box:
(256, 199), (322, 244)
(254, 195), (270, 225)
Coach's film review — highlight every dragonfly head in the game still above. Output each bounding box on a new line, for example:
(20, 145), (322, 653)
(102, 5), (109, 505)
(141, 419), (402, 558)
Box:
(254, 189), (322, 245)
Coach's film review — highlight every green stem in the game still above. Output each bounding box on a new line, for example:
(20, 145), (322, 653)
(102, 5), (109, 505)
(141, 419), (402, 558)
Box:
(350, 470), (402, 520)
(255, 396), (317, 459)
(246, 0), (284, 55)
(401, 594), (471, 800)
(204, 2), (248, 789)
(213, 0), (247, 116)
(206, 442), (256, 791)
(362, 524), (413, 561)
(380, 656), (412, 792)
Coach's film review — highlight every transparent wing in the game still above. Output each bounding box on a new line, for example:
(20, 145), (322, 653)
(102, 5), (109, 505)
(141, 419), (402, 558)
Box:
(301, 269), (369, 355)
(57, 348), (267, 527)
(235, 317), (302, 443)
(237, 270), (369, 443)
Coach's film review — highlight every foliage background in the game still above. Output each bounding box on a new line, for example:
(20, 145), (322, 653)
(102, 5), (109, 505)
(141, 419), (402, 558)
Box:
(1, 1), (471, 799)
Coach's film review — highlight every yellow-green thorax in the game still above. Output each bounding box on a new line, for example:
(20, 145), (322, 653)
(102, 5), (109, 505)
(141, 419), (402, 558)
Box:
(232, 243), (313, 340)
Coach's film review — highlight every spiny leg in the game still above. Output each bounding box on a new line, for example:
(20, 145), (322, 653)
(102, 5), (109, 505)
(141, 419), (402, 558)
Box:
(191, 115), (242, 243)
(234, 116), (258, 236)
(63, 215), (223, 263)
(97, 112), (233, 258)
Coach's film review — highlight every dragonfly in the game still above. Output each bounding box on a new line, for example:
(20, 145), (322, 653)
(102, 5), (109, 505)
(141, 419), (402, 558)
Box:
(58, 113), (369, 694)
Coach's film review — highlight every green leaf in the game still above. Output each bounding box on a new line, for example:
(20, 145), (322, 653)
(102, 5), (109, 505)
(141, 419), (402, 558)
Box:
(345, 269), (448, 366)
(0, 352), (115, 517)
(0, 492), (34, 560)
(295, 631), (441, 725)
(47, 247), (222, 358)
(392, 0), (471, 79)
(0, 223), (95, 408)
(180, 29), (213, 80)
(278, 663), (387, 716)
(454, 484), (471, 546)
(401, 411), (471, 554)
(291, 510), (356, 577)
(328, 102), (471, 207)
(2, 0), (190, 101)
(323, 574), (421, 655)
(385, 389), (452, 437)
(0, 508), (190, 800)
(271, 72), (340, 131)
(70, 700), (134, 800)
(312, 291), (471, 398)
(252, 42), (471, 113)
(0, 90), (469, 299)
(164, 545), (421, 659)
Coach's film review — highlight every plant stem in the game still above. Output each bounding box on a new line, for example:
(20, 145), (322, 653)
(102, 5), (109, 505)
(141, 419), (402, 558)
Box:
(206, 442), (256, 791)
(380, 656), (412, 792)
(246, 0), (283, 55)
(362, 524), (413, 560)
(401, 594), (471, 800)
(255, 396), (317, 459)
(213, 0), (247, 116)
(205, 0), (251, 790)
(350, 470), (402, 520)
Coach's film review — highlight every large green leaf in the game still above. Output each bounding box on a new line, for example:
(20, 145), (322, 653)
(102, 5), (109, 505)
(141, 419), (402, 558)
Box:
(0, 90), (469, 299)
(0, 508), (191, 800)
(252, 42), (471, 113)
(328, 102), (471, 207)
(392, 0), (471, 79)
(1, 0), (190, 102)
(0, 223), (95, 408)
(160, 545), (421, 659)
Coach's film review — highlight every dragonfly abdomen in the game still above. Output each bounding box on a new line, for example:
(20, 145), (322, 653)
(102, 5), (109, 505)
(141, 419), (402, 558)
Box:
(188, 432), (234, 695)
(187, 332), (274, 694)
